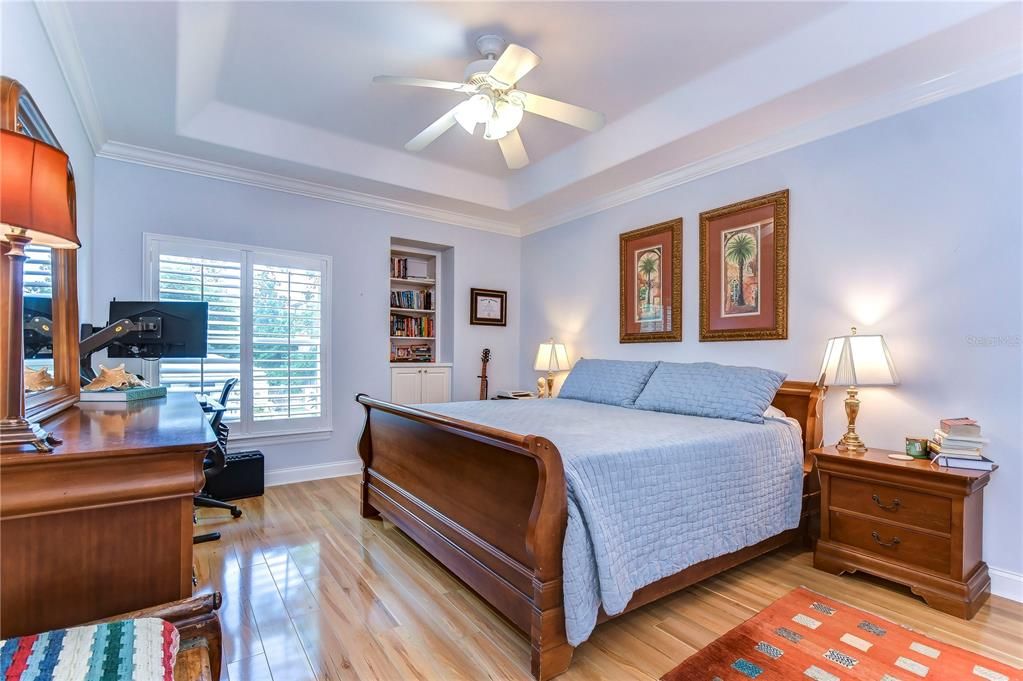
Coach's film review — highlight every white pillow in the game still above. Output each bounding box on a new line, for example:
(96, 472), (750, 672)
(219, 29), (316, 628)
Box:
(764, 405), (787, 419)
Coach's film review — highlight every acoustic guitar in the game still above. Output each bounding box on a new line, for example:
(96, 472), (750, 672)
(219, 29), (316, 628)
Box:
(479, 348), (491, 400)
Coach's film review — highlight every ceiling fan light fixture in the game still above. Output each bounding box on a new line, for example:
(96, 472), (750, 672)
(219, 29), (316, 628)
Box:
(376, 36), (605, 169)
(466, 93), (494, 123)
(483, 117), (509, 141)
(494, 97), (524, 133)
(453, 103), (478, 135)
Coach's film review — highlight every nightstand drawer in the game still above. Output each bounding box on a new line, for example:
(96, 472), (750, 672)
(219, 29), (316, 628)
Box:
(830, 477), (951, 533)
(830, 512), (951, 575)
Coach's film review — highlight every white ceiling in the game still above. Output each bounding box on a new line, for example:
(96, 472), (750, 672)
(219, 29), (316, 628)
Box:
(35, 1), (1023, 234)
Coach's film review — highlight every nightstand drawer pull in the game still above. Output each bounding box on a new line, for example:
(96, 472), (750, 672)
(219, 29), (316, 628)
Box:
(871, 531), (901, 548)
(871, 494), (901, 512)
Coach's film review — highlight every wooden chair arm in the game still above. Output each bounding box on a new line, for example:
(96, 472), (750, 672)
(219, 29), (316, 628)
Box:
(91, 592), (223, 680)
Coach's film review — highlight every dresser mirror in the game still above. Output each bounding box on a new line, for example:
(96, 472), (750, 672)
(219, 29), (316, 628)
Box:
(1, 77), (81, 421)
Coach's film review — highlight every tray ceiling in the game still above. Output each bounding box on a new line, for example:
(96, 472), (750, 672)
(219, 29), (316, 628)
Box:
(35, 1), (1023, 234)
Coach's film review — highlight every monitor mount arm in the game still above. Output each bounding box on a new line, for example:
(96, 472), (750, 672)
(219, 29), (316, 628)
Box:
(79, 317), (162, 383)
(24, 314), (54, 359)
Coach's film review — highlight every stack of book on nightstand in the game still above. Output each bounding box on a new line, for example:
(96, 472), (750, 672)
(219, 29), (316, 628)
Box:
(928, 417), (995, 471)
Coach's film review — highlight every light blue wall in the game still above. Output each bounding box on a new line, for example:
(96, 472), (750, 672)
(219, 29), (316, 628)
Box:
(520, 76), (1023, 580)
(92, 158), (522, 473)
(11, 0), (1021, 589)
(1, 2), (95, 317)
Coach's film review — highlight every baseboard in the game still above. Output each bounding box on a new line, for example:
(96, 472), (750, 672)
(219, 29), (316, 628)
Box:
(265, 460), (361, 487)
(989, 566), (1023, 603)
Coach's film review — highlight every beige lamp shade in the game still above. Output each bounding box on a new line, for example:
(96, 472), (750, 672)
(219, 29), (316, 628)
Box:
(1, 129), (79, 248)
(534, 338), (570, 372)
(818, 329), (898, 387)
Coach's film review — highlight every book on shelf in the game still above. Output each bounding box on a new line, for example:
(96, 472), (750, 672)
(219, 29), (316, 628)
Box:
(390, 257), (432, 282)
(391, 256), (407, 279)
(391, 343), (433, 363)
(939, 417), (981, 437)
(390, 313), (435, 338)
(390, 289), (434, 310)
(932, 454), (996, 471)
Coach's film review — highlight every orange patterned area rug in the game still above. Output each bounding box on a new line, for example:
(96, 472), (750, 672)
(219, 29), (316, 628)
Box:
(661, 587), (1020, 681)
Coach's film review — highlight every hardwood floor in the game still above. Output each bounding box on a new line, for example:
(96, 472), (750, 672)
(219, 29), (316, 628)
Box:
(194, 476), (1023, 681)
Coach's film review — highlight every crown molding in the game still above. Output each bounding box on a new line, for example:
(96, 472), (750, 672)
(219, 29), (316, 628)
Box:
(97, 141), (521, 236)
(520, 52), (1022, 236)
(33, 0), (105, 152)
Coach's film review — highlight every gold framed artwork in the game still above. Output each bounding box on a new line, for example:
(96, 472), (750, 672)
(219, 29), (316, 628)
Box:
(469, 288), (507, 326)
(619, 218), (682, 343)
(699, 189), (788, 342)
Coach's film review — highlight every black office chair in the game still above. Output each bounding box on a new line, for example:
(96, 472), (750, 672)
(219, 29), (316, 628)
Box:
(194, 378), (243, 544)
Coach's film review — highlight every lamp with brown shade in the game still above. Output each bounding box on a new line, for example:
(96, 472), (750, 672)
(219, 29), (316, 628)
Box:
(1, 128), (80, 452)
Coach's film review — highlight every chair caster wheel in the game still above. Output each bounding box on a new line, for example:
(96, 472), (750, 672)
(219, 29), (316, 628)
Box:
(231, 509), (243, 518)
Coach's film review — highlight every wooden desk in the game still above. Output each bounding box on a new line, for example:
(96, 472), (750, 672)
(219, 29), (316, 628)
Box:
(0, 393), (214, 637)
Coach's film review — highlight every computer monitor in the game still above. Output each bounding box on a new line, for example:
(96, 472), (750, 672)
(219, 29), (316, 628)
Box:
(106, 300), (208, 359)
(24, 296), (54, 359)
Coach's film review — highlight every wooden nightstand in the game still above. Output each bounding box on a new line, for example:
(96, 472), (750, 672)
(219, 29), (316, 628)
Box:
(812, 445), (995, 619)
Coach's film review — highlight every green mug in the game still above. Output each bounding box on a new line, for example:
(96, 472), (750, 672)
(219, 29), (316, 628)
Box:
(905, 437), (929, 459)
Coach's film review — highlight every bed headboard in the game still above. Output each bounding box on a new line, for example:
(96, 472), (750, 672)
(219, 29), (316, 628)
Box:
(772, 380), (826, 455)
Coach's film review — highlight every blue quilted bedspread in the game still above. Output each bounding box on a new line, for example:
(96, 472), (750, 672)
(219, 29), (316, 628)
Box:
(421, 397), (805, 645)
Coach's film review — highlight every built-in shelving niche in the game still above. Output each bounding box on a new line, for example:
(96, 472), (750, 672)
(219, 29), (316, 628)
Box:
(389, 238), (453, 367)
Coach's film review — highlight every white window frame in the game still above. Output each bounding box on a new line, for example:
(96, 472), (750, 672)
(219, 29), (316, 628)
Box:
(143, 233), (333, 443)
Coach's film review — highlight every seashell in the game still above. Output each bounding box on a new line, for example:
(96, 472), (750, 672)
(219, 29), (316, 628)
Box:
(24, 366), (55, 392)
(83, 363), (149, 391)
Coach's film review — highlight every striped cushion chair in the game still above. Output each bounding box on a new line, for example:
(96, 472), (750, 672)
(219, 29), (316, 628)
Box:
(0, 618), (179, 681)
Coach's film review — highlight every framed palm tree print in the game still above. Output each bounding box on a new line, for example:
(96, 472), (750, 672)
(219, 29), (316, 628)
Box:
(699, 189), (788, 341)
(619, 218), (682, 343)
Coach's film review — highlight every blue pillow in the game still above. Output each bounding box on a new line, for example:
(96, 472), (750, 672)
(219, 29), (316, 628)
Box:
(633, 361), (786, 423)
(557, 358), (659, 407)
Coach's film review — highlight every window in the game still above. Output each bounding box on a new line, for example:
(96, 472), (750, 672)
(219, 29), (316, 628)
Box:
(24, 244), (53, 297)
(144, 234), (331, 439)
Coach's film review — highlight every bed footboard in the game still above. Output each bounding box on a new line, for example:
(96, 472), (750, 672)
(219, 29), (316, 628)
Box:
(356, 395), (574, 680)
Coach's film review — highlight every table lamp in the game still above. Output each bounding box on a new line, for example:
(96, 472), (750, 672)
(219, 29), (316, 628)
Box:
(1, 129), (80, 452)
(818, 326), (898, 453)
(533, 338), (569, 398)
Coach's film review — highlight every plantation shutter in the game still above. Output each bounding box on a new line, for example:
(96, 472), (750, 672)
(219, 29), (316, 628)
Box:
(251, 259), (324, 423)
(144, 234), (331, 438)
(156, 252), (243, 420)
(23, 244), (53, 298)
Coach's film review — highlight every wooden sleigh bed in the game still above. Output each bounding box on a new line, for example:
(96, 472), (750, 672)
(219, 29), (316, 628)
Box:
(356, 380), (825, 680)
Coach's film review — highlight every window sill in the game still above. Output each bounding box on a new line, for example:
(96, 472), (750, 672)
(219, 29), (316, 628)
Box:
(229, 428), (334, 448)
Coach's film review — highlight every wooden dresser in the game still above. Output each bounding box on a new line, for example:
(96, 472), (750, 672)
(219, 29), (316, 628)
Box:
(812, 446), (994, 619)
(0, 393), (214, 637)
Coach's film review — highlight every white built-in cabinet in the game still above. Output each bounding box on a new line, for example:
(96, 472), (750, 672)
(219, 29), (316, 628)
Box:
(390, 366), (451, 405)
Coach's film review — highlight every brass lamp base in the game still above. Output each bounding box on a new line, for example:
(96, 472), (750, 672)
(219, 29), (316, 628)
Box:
(835, 385), (868, 453)
(0, 417), (61, 453)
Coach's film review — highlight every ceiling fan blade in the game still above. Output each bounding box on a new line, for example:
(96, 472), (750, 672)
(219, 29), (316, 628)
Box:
(497, 129), (529, 169)
(374, 75), (474, 93)
(520, 91), (605, 132)
(488, 44), (541, 87)
(405, 102), (466, 151)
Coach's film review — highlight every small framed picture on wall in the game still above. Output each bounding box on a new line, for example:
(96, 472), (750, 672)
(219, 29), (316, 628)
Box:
(470, 288), (507, 326)
(699, 189), (789, 341)
(620, 218), (682, 343)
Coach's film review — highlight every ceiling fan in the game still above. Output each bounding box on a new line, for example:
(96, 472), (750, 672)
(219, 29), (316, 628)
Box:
(373, 35), (605, 170)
